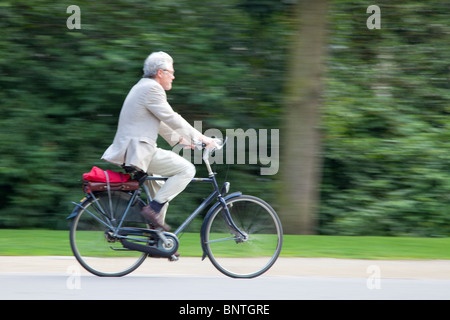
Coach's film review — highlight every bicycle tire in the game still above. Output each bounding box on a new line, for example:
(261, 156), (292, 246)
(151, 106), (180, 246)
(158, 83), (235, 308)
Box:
(203, 195), (283, 278)
(69, 191), (148, 277)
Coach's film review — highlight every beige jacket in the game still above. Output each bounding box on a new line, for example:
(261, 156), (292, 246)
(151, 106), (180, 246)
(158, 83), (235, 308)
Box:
(102, 78), (202, 171)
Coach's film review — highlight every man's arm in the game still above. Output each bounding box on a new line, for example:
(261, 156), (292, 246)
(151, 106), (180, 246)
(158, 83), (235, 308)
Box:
(145, 84), (202, 144)
(158, 121), (181, 147)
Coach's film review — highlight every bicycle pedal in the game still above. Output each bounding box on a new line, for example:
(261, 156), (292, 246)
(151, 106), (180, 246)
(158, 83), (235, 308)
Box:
(168, 254), (179, 262)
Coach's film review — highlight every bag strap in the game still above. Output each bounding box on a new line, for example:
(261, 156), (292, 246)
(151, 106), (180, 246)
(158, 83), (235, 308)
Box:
(104, 170), (114, 221)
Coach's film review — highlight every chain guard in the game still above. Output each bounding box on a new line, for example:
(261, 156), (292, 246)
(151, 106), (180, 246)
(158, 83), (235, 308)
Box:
(118, 227), (179, 258)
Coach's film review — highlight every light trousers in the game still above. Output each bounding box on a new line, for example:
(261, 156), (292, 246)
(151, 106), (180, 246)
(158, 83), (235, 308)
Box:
(145, 148), (196, 221)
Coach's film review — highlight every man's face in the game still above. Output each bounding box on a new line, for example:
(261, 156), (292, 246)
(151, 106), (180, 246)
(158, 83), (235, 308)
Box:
(156, 64), (175, 91)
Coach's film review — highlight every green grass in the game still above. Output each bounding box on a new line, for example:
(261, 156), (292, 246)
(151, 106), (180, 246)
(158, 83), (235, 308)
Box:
(0, 229), (449, 260)
(281, 235), (450, 260)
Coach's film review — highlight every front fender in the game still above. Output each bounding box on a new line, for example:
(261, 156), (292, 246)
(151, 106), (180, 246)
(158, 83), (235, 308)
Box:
(200, 192), (242, 260)
(66, 196), (90, 219)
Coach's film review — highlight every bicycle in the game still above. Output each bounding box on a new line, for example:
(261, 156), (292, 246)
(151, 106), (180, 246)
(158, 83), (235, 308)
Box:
(68, 138), (283, 278)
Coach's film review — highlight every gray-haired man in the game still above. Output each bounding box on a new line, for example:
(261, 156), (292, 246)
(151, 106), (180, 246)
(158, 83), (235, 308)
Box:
(102, 52), (216, 231)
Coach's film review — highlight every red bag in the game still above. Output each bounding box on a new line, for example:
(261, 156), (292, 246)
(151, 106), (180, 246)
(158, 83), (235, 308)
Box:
(82, 166), (131, 183)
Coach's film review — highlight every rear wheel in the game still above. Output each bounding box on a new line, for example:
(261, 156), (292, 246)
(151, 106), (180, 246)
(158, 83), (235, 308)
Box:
(69, 192), (149, 277)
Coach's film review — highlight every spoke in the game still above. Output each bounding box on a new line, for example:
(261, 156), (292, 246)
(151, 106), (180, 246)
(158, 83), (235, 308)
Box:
(206, 236), (242, 244)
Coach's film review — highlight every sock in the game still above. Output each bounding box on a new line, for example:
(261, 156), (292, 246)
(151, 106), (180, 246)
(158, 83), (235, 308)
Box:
(150, 200), (165, 213)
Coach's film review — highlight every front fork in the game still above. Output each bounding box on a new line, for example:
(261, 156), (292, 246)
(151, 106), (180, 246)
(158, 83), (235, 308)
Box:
(200, 192), (245, 260)
(217, 196), (248, 242)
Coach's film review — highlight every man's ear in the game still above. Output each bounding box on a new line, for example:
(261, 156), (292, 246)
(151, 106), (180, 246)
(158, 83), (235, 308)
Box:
(156, 69), (164, 78)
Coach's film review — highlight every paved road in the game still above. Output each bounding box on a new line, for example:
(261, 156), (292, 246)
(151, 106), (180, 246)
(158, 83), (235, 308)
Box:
(1, 256), (450, 300)
(1, 273), (450, 300)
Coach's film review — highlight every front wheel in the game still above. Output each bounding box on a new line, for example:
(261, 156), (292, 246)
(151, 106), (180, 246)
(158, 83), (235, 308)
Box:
(203, 195), (283, 278)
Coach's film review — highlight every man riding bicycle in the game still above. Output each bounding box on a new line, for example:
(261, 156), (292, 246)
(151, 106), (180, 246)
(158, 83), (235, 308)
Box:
(102, 51), (217, 232)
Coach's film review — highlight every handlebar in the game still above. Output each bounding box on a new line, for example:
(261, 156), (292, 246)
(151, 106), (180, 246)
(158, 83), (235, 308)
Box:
(193, 136), (227, 176)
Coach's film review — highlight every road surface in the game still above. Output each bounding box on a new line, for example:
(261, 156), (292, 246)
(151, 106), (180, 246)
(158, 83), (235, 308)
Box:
(0, 256), (449, 300)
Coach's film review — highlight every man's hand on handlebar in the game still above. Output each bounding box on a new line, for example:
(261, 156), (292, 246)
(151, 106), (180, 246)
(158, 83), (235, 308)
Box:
(201, 136), (219, 150)
(178, 136), (220, 150)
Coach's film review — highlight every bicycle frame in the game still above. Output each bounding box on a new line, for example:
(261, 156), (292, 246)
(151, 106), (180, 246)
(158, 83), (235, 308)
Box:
(142, 175), (243, 237)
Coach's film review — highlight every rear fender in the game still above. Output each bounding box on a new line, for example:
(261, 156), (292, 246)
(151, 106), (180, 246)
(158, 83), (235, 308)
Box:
(66, 196), (91, 219)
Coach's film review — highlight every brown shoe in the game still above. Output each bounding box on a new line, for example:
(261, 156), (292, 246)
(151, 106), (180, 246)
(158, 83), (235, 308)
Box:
(140, 205), (171, 231)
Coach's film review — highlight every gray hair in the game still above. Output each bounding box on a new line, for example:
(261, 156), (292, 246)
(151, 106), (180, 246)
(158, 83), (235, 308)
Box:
(143, 51), (173, 78)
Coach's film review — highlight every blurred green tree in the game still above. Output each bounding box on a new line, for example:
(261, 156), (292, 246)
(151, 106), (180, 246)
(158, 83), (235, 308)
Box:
(0, 0), (449, 237)
(320, 0), (450, 236)
(0, 0), (289, 229)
